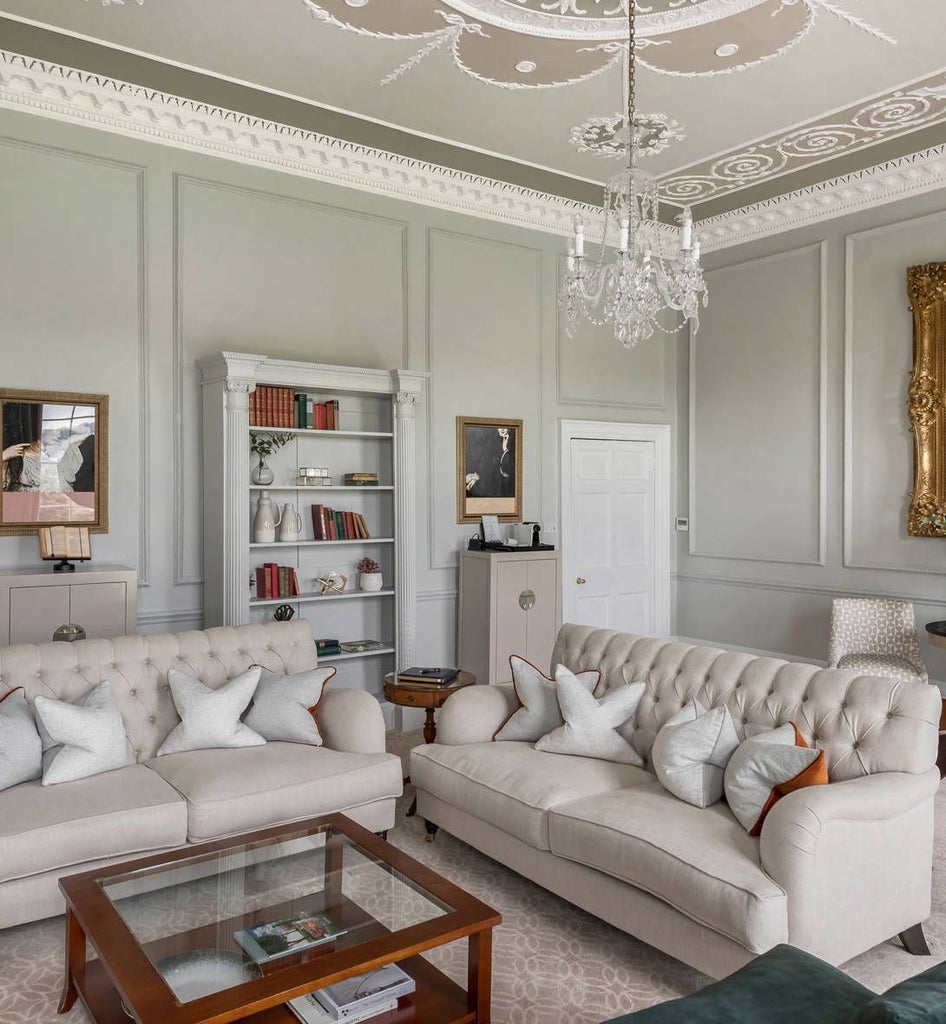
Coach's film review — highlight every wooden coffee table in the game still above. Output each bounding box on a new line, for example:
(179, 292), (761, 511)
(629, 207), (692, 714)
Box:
(58, 812), (500, 1023)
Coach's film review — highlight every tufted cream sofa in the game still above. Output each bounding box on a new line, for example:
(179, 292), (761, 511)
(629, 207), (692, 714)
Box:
(0, 619), (402, 929)
(411, 624), (942, 979)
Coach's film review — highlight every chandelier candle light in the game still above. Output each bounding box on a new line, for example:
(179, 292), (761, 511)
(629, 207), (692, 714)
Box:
(561, 1), (707, 348)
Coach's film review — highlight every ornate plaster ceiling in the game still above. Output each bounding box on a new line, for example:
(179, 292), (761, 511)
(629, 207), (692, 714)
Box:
(1, 0), (944, 216)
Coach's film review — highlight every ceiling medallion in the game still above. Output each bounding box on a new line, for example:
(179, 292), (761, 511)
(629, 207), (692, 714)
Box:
(571, 112), (685, 158)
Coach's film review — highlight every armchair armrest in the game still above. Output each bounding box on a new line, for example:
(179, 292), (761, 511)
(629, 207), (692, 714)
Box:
(316, 689), (386, 753)
(435, 684), (518, 745)
(759, 768), (940, 963)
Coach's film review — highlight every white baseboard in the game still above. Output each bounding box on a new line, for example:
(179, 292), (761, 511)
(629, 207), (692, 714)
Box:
(674, 635), (946, 696)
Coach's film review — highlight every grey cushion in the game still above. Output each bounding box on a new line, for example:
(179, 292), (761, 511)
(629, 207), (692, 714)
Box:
(535, 665), (645, 765)
(34, 680), (128, 786)
(243, 666), (335, 745)
(652, 700), (740, 808)
(495, 656), (600, 742)
(147, 742), (402, 841)
(157, 666), (265, 756)
(0, 764), (187, 883)
(0, 688), (42, 792)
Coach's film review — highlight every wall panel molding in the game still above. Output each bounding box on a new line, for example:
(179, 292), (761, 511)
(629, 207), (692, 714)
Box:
(688, 241), (828, 566)
(844, 213), (946, 575)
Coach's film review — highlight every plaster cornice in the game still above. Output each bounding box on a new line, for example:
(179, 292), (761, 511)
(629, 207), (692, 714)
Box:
(2, 48), (946, 251)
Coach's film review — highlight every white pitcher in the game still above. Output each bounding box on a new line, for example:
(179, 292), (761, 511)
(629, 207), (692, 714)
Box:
(252, 491), (281, 543)
(278, 501), (303, 542)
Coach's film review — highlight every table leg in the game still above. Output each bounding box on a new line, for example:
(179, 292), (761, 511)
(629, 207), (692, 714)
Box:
(467, 928), (493, 1023)
(58, 908), (85, 1014)
(324, 831), (344, 915)
(423, 708), (437, 745)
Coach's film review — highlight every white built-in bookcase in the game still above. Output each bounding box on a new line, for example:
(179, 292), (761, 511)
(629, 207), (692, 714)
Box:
(199, 353), (427, 694)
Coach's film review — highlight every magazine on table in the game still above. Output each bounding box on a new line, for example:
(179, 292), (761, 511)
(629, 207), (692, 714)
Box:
(287, 993), (397, 1024)
(314, 963), (415, 1018)
(233, 910), (346, 963)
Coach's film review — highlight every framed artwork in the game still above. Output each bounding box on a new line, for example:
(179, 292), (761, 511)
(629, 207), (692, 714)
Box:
(907, 263), (946, 537)
(456, 416), (522, 524)
(0, 389), (108, 536)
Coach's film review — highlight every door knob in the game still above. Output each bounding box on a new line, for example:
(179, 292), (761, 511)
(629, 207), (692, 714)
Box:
(576, 577), (586, 585)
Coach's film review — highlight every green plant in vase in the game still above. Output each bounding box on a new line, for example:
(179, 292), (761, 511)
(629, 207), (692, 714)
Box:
(250, 432), (292, 486)
(357, 556), (383, 591)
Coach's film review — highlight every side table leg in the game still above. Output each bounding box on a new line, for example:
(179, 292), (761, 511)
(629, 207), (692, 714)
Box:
(58, 908), (85, 1014)
(423, 708), (437, 745)
(467, 928), (493, 1023)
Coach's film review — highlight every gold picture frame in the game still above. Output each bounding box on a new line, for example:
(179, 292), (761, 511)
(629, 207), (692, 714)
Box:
(907, 263), (946, 537)
(456, 416), (523, 524)
(0, 388), (108, 536)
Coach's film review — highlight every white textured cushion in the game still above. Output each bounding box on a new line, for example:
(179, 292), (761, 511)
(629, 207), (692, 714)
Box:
(724, 723), (825, 835)
(0, 688), (42, 792)
(495, 656), (599, 742)
(157, 667), (265, 756)
(535, 665), (645, 765)
(243, 666), (335, 745)
(34, 681), (128, 786)
(651, 700), (740, 808)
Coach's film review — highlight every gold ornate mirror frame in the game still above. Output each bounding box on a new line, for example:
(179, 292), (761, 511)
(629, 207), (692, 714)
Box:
(907, 263), (946, 537)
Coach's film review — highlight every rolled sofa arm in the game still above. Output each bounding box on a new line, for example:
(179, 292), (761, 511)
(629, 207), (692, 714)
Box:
(317, 689), (386, 753)
(435, 684), (518, 745)
(759, 767), (940, 963)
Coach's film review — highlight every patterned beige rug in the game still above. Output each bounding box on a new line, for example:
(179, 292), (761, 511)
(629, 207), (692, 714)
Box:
(1, 781), (943, 1024)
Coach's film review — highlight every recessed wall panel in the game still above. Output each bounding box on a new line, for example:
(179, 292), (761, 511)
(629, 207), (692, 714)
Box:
(690, 244), (824, 564)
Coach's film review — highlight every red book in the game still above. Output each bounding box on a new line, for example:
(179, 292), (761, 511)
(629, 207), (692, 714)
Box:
(249, 389), (257, 426)
(311, 505), (324, 540)
(263, 387), (272, 427)
(332, 399), (340, 431)
(269, 562), (278, 598)
(283, 388), (292, 428)
(317, 402), (326, 431)
(326, 508), (336, 540)
(290, 569), (300, 596)
(255, 566), (266, 599)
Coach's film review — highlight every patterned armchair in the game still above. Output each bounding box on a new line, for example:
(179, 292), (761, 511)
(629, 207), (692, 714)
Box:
(828, 598), (929, 684)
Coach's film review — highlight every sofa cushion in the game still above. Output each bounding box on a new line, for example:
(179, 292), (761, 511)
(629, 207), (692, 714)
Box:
(0, 764), (187, 883)
(651, 700), (739, 808)
(243, 666), (335, 745)
(410, 741), (652, 851)
(157, 667), (265, 756)
(147, 742), (402, 841)
(0, 688), (42, 791)
(548, 784), (788, 953)
(600, 944), (873, 1023)
(495, 656), (600, 743)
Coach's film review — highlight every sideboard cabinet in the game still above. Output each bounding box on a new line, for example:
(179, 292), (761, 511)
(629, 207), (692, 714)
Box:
(0, 565), (137, 646)
(458, 549), (562, 686)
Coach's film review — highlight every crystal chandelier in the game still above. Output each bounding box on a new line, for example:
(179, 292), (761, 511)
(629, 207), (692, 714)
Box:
(560, 1), (707, 349)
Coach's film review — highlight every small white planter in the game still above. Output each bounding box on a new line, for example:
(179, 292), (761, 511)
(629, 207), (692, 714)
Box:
(359, 572), (383, 592)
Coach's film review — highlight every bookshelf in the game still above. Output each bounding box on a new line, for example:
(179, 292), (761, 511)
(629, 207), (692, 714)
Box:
(199, 353), (427, 694)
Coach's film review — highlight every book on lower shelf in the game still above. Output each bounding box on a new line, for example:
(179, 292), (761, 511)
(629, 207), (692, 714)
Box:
(254, 564), (300, 600)
(233, 910), (346, 964)
(397, 667), (459, 686)
(314, 963), (415, 1020)
(287, 994), (397, 1024)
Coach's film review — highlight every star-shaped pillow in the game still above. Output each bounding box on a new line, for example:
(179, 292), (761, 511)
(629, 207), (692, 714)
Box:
(157, 666), (265, 756)
(494, 655), (600, 743)
(243, 666), (336, 745)
(535, 665), (645, 766)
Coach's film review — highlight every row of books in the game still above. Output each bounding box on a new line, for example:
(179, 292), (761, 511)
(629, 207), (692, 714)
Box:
(311, 506), (371, 541)
(249, 386), (343, 431)
(315, 638), (386, 658)
(255, 563), (301, 599)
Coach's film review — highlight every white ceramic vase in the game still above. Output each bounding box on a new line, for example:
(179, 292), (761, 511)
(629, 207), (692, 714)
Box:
(252, 491), (281, 543)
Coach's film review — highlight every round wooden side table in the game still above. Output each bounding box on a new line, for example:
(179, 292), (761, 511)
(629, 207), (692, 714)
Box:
(383, 670), (476, 745)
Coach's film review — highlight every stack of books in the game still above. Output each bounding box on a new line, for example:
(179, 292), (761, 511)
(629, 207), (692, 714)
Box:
(287, 963), (415, 1023)
(255, 564), (301, 600)
(316, 638), (340, 658)
(250, 385), (296, 427)
(397, 667), (460, 687)
(311, 505), (371, 540)
(295, 395), (340, 431)
(343, 473), (379, 486)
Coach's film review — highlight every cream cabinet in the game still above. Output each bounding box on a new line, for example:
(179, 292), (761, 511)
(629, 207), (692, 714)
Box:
(0, 566), (137, 646)
(458, 549), (562, 686)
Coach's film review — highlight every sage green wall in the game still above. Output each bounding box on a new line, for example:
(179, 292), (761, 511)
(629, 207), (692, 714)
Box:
(678, 190), (946, 689)
(0, 107), (676, 659)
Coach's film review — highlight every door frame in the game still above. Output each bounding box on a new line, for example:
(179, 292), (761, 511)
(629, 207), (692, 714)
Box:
(559, 419), (672, 637)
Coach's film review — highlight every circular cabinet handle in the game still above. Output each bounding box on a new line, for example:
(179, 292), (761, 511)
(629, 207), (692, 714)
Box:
(576, 577), (587, 585)
(519, 589), (536, 611)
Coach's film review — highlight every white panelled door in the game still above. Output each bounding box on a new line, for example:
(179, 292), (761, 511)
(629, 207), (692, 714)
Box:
(563, 437), (659, 634)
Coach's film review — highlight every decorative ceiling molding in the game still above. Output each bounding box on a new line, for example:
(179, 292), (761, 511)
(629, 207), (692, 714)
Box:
(695, 144), (946, 249)
(300, 0), (893, 89)
(2, 48), (945, 255)
(0, 48), (604, 237)
(660, 69), (946, 205)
